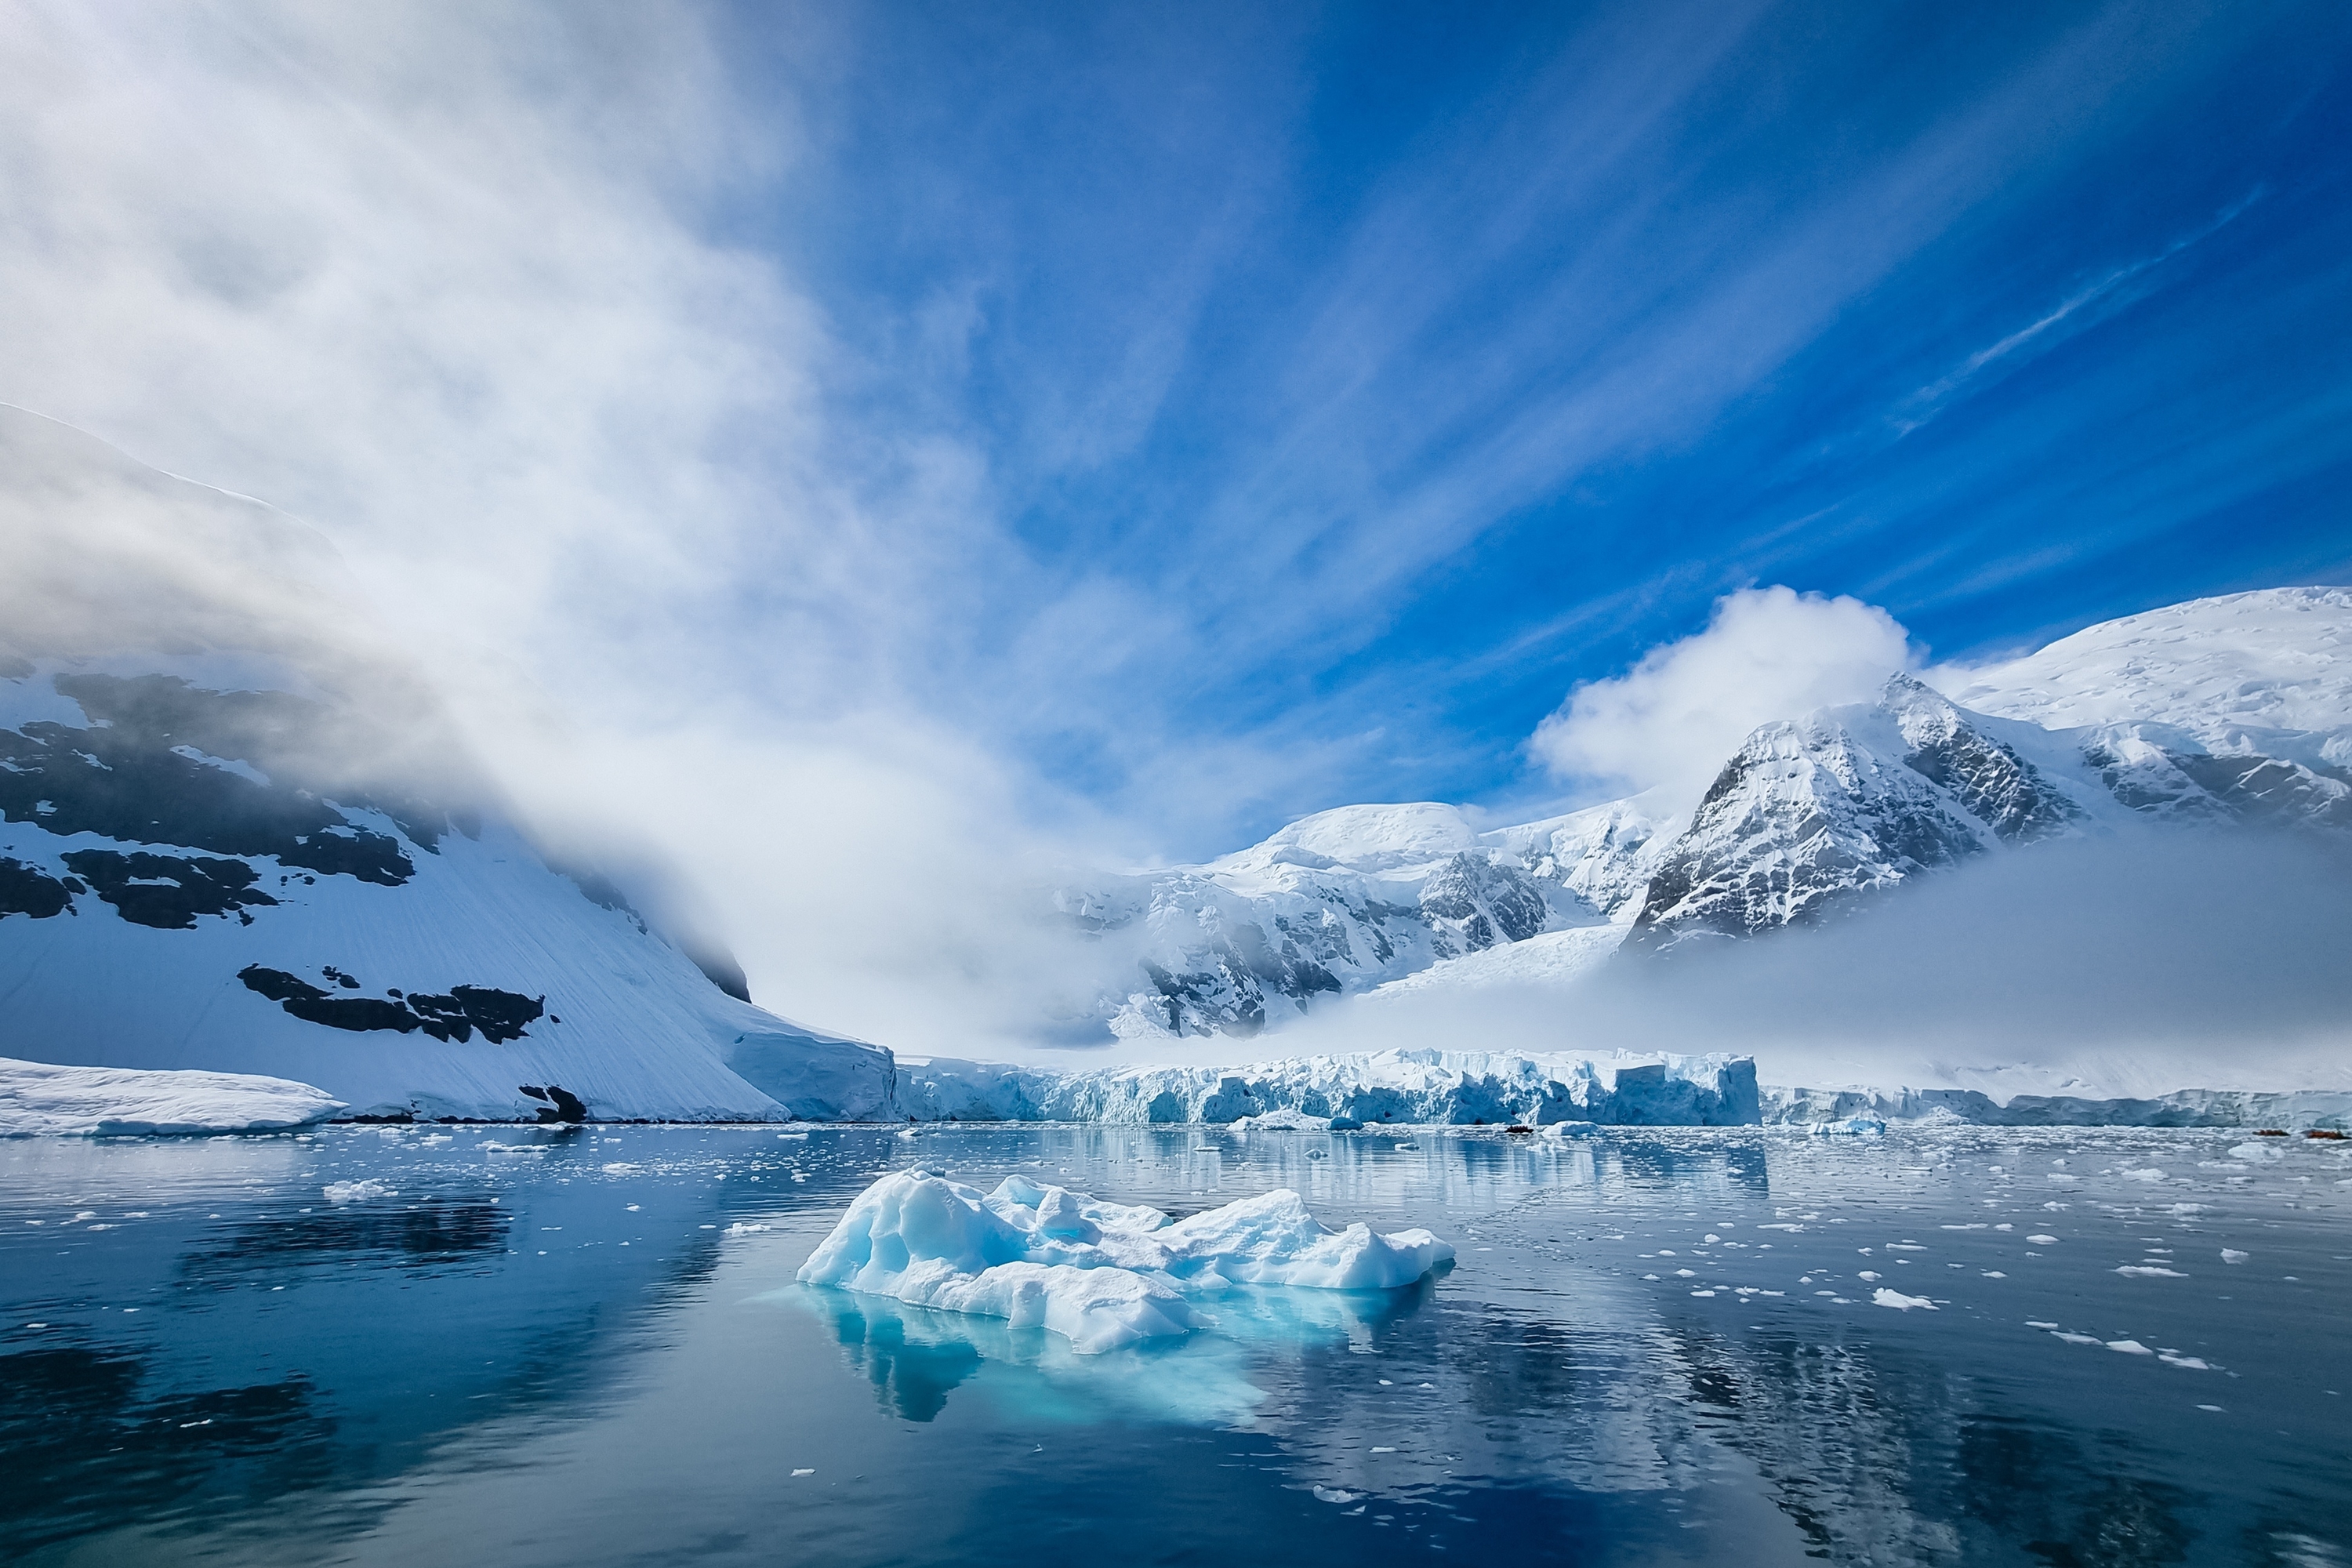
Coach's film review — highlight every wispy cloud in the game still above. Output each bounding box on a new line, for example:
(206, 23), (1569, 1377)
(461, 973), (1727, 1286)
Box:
(1890, 191), (2264, 434)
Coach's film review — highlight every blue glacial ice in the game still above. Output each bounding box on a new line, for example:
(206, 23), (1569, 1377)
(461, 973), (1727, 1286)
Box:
(797, 1169), (1454, 1352)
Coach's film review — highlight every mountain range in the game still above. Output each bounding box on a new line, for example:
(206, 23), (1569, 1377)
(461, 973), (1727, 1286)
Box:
(1063, 586), (2352, 1038)
(5, 402), (2347, 1119)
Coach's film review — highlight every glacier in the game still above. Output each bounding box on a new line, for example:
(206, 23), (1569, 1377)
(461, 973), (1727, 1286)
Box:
(796, 1168), (1454, 1352)
(891, 1047), (1761, 1127)
(0, 1056), (342, 1136)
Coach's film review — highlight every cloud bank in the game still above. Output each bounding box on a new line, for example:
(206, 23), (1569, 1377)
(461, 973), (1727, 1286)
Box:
(0, 2), (1116, 1053)
(1287, 826), (2352, 1097)
(1530, 586), (1917, 808)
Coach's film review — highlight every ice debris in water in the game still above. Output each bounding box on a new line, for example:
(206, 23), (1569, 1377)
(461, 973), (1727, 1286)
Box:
(1871, 1287), (1936, 1311)
(322, 1179), (395, 1203)
(1810, 1116), (1886, 1137)
(797, 1168), (1454, 1352)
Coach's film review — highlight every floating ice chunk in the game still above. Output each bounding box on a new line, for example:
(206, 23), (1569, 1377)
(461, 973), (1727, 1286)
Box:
(1542, 1120), (1598, 1138)
(2159, 1353), (2212, 1370)
(1810, 1117), (1885, 1137)
(2228, 1142), (2284, 1163)
(2220, 1249), (2249, 1264)
(2106, 1339), (2154, 1355)
(724, 1221), (770, 1236)
(1873, 1289), (1935, 1310)
(797, 1169), (1454, 1352)
(321, 1179), (394, 1203)
(1226, 1109), (1330, 1131)
(2027, 1234), (2059, 1245)
(2116, 1265), (2187, 1278)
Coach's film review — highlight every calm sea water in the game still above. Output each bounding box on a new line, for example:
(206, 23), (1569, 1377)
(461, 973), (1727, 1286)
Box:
(2, 1122), (2347, 1566)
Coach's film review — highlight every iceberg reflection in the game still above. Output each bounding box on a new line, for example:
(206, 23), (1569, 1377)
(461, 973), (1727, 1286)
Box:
(791, 1273), (1443, 1428)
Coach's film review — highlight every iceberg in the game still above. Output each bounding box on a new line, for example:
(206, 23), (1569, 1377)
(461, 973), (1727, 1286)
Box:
(797, 1169), (1454, 1352)
(0, 1055), (343, 1136)
(1809, 1116), (1887, 1137)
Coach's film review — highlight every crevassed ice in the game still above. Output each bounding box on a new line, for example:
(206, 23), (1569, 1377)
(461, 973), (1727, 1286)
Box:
(797, 1169), (1454, 1352)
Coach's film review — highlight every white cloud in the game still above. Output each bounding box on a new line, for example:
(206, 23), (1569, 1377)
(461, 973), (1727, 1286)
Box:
(0, 2), (1113, 1054)
(1530, 586), (1917, 807)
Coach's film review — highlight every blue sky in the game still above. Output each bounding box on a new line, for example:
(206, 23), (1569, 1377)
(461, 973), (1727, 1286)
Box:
(706, 0), (2352, 843)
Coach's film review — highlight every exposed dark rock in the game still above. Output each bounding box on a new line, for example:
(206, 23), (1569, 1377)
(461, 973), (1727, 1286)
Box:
(0, 707), (413, 885)
(63, 850), (279, 929)
(237, 964), (545, 1044)
(535, 1084), (586, 1123)
(2165, 751), (2352, 829)
(687, 943), (753, 1004)
(1887, 677), (2078, 842)
(53, 673), (471, 851)
(1418, 852), (1548, 950)
(404, 986), (544, 1044)
(0, 858), (73, 920)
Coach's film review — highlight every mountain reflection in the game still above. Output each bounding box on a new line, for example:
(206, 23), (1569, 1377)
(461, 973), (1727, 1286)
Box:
(0, 1344), (334, 1555)
(176, 1196), (510, 1283)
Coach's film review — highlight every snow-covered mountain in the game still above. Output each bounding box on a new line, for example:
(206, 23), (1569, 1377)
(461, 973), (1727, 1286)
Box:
(0, 407), (892, 1122)
(1055, 796), (1672, 1039)
(1070, 586), (2352, 1035)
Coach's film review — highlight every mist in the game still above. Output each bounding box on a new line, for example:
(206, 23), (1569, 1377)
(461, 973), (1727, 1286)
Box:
(1271, 825), (2352, 1097)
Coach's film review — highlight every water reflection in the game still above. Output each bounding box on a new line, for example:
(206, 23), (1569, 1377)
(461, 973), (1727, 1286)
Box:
(0, 1343), (332, 1555)
(176, 1196), (510, 1282)
(824, 1298), (985, 1421)
(0, 1124), (2344, 1567)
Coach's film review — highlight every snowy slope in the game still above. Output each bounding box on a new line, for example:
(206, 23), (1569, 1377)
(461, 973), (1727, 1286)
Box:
(0, 408), (892, 1122)
(1947, 586), (2352, 760)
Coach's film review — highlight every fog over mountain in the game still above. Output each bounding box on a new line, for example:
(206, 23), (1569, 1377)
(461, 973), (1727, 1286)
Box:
(1047, 586), (2352, 1101)
(0, 406), (891, 1122)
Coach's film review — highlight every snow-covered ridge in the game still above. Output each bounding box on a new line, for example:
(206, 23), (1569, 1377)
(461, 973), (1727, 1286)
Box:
(797, 1168), (1453, 1352)
(0, 1057), (342, 1136)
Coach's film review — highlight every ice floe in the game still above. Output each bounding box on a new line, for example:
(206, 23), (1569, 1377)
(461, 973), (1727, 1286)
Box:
(322, 1178), (395, 1203)
(797, 1168), (1454, 1352)
(0, 1055), (342, 1136)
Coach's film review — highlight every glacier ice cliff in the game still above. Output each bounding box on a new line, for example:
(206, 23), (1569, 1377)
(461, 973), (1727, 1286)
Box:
(892, 1048), (1760, 1127)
